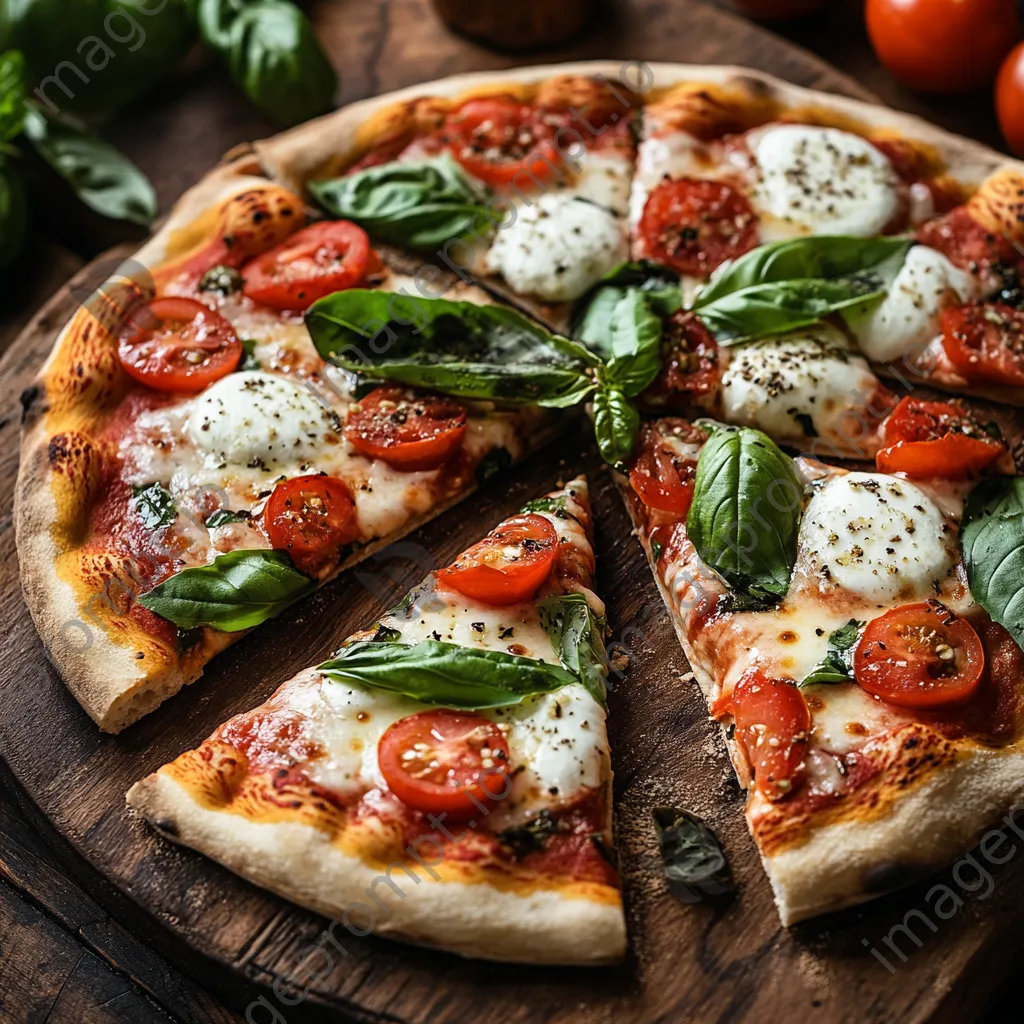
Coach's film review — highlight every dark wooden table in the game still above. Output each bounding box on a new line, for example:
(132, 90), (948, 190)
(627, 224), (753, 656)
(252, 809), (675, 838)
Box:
(0, 1), (1020, 1020)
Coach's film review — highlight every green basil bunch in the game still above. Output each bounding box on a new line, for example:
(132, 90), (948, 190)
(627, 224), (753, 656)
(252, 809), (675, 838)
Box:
(197, 0), (337, 127)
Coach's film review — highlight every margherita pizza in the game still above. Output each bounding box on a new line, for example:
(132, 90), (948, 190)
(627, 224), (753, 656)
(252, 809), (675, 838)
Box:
(15, 63), (1024, 957)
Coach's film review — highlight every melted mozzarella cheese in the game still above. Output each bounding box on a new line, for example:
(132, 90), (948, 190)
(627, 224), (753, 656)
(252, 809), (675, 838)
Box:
(187, 371), (340, 469)
(487, 193), (628, 302)
(844, 245), (977, 363)
(797, 472), (956, 603)
(557, 151), (632, 217)
(804, 682), (908, 755)
(719, 326), (880, 446)
(748, 124), (899, 238)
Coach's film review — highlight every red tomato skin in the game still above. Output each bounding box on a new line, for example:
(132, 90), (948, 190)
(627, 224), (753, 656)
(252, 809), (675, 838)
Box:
(436, 513), (559, 607)
(640, 311), (721, 412)
(997, 42), (1024, 156)
(940, 303), (1024, 386)
(730, 0), (825, 18)
(866, 0), (1020, 94)
(628, 433), (699, 517)
(118, 297), (241, 393)
(263, 475), (359, 575)
(241, 221), (372, 312)
(377, 710), (511, 816)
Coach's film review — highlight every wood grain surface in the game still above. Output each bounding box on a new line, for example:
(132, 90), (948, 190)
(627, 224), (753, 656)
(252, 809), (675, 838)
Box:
(2, 2), (1023, 1022)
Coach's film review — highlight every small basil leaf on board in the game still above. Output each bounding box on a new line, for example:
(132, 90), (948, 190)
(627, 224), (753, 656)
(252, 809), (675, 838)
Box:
(652, 806), (734, 904)
(317, 640), (579, 709)
(0, 162), (27, 270)
(132, 483), (177, 530)
(687, 426), (802, 604)
(961, 477), (1024, 650)
(310, 156), (493, 251)
(600, 290), (664, 397)
(0, 51), (26, 145)
(537, 592), (609, 706)
(22, 106), (156, 226)
(138, 550), (314, 632)
(592, 386), (640, 467)
(307, 290), (598, 408)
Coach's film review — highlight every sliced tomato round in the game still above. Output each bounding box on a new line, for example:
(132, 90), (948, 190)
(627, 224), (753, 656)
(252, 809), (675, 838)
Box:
(854, 602), (985, 709)
(876, 397), (1005, 478)
(642, 311), (721, 409)
(436, 513), (559, 606)
(917, 207), (1020, 276)
(628, 424), (701, 517)
(241, 221), (371, 312)
(727, 670), (810, 802)
(378, 709), (511, 816)
(940, 303), (1024, 387)
(344, 387), (468, 472)
(441, 98), (561, 188)
(118, 297), (241, 392)
(263, 475), (359, 575)
(638, 178), (758, 278)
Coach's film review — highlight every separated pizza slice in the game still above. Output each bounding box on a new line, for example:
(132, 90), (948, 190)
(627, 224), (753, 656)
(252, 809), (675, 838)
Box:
(127, 477), (625, 964)
(615, 416), (1024, 924)
(16, 175), (566, 734)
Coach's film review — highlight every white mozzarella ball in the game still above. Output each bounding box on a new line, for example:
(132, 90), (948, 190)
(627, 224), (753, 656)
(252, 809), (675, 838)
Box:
(798, 472), (956, 603)
(187, 371), (339, 469)
(748, 124), (899, 237)
(487, 194), (628, 302)
(844, 245), (977, 363)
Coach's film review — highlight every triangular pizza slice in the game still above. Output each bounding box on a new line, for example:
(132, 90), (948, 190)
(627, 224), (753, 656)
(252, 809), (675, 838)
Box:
(127, 476), (625, 964)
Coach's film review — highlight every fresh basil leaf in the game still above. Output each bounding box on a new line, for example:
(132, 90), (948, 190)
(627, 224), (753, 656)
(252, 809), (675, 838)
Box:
(371, 624), (403, 643)
(22, 106), (156, 226)
(138, 549), (314, 632)
(687, 426), (802, 604)
(652, 806), (734, 904)
(311, 156), (493, 251)
(592, 386), (640, 467)
(693, 236), (912, 345)
(239, 337), (260, 370)
(317, 639), (579, 709)
(829, 619), (864, 651)
(0, 50), (26, 145)
(573, 259), (681, 358)
(132, 482), (177, 530)
(694, 236), (913, 308)
(475, 447), (511, 486)
(497, 809), (568, 859)
(961, 477), (1024, 651)
(521, 495), (570, 517)
(0, 162), (27, 269)
(800, 651), (854, 687)
(537, 592), (609, 706)
(199, 264), (244, 296)
(199, 0), (337, 126)
(307, 290), (598, 408)
(205, 508), (251, 528)
(599, 290), (664, 397)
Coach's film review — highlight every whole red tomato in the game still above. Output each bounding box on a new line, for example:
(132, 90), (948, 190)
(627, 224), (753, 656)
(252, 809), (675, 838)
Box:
(997, 41), (1024, 155)
(866, 0), (1020, 94)
(730, 0), (825, 18)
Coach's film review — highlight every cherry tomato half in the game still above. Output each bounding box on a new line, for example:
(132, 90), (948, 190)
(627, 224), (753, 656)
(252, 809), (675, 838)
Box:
(118, 297), (241, 392)
(997, 42), (1024, 157)
(242, 221), (372, 312)
(628, 424), (703, 517)
(377, 709), (511, 816)
(866, 0), (1020, 94)
(441, 98), (562, 188)
(940, 303), (1024, 387)
(263, 475), (359, 575)
(876, 397), (1005, 478)
(917, 206), (1022, 276)
(726, 670), (810, 802)
(436, 513), (559, 606)
(854, 602), (985, 708)
(344, 387), (468, 472)
(638, 178), (758, 278)
(641, 311), (721, 410)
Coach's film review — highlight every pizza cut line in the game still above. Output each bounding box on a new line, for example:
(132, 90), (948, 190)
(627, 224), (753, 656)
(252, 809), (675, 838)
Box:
(13, 62), (1024, 960)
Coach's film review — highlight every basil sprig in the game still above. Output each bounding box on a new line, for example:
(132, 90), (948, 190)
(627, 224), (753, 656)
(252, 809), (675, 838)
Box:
(691, 236), (912, 345)
(317, 639), (579, 709)
(138, 550), (314, 632)
(800, 619), (864, 687)
(687, 426), (803, 605)
(652, 806), (734, 904)
(961, 477), (1024, 651)
(307, 290), (599, 408)
(311, 156), (493, 251)
(537, 592), (609, 706)
(132, 482), (177, 530)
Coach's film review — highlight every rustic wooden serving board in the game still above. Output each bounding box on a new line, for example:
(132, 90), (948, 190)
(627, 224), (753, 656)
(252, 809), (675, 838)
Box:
(4, 3), (1024, 1022)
